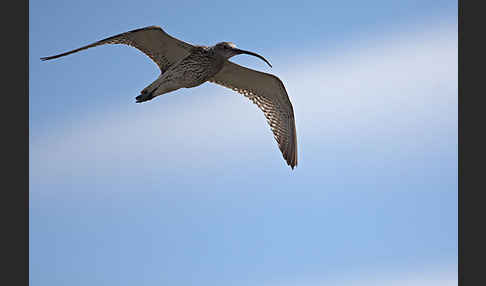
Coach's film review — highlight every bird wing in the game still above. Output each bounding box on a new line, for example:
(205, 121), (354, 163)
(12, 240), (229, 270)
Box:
(40, 26), (194, 73)
(209, 61), (298, 169)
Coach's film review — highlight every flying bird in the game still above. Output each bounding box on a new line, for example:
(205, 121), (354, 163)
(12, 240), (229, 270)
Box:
(41, 26), (298, 169)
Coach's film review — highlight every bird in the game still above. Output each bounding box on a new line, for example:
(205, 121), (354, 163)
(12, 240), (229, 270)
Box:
(41, 25), (298, 169)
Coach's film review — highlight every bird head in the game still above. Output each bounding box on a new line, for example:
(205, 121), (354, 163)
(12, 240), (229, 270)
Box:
(213, 42), (272, 68)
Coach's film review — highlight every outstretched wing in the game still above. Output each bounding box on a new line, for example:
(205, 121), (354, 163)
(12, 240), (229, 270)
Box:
(40, 25), (194, 73)
(209, 61), (298, 169)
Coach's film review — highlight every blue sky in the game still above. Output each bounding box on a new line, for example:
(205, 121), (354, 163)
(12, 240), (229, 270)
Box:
(30, 1), (457, 285)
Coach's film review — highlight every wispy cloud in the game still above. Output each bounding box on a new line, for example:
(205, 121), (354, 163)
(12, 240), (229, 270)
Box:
(263, 265), (457, 286)
(30, 22), (457, 181)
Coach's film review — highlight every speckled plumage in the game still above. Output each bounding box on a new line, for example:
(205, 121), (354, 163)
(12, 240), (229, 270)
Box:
(41, 25), (298, 169)
(152, 46), (225, 89)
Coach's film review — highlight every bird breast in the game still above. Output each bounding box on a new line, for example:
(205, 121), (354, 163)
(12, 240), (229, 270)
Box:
(170, 48), (225, 88)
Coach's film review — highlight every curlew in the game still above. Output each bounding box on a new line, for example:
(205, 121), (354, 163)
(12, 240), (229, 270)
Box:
(41, 26), (298, 169)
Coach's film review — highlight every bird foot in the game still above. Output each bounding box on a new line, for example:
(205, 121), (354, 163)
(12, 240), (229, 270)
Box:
(135, 91), (154, 103)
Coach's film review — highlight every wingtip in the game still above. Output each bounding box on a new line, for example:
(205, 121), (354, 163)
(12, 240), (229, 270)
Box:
(288, 161), (297, 170)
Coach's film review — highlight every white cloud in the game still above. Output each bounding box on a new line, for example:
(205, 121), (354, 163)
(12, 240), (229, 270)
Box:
(263, 265), (457, 286)
(30, 22), (457, 181)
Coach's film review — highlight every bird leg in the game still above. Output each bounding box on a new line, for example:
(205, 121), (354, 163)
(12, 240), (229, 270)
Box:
(135, 75), (184, 103)
(135, 90), (155, 103)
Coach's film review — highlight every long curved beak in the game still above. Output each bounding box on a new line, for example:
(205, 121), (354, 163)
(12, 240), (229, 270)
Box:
(234, 48), (272, 68)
